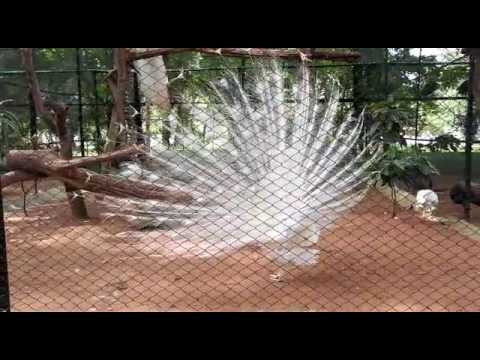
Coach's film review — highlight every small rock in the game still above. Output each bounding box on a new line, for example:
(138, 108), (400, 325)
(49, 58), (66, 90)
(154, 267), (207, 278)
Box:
(113, 281), (128, 290)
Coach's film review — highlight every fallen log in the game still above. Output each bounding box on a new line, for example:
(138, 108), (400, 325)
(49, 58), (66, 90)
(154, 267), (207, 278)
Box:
(55, 170), (193, 203)
(2, 147), (193, 204)
(6, 145), (146, 174)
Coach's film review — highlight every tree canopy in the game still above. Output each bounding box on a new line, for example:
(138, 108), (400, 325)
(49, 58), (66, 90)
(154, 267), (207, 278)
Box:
(0, 48), (471, 168)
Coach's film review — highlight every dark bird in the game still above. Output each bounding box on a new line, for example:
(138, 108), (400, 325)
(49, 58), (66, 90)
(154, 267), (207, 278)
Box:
(450, 181), (480, 206)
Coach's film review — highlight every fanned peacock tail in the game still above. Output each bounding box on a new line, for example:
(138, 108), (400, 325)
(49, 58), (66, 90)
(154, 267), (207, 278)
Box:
(116, 59), (382, 266)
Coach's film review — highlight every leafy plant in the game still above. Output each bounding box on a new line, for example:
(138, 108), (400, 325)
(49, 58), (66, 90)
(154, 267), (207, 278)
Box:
(374, 147), (439, 216)
(425, 134), (462, 152)
(365, 100), (412, 147)
(1, 100), (26, 157)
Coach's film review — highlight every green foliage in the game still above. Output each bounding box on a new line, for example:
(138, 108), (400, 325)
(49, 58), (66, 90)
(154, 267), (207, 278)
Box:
(0, 100), (30, 161)
(0, 48), (115, 156)
(375, 147), (439, 188)
(367, 100), (412, 146)
(165, 52), (244, 102)
(373, 146), (439, 216)
(0, 48), (470, 159)
(422, 134), (462, 152)
(353, 48), (468, 145)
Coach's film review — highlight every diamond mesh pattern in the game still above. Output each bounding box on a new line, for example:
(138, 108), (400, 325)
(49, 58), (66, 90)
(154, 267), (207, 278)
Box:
(1, 49), (480, 312)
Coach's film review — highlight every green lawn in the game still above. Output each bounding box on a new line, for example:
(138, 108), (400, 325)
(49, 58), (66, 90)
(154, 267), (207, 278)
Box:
(425, 152), (480, 179)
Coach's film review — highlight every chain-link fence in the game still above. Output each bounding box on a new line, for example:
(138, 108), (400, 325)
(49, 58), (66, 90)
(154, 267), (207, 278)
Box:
(0, 48), (113, 166)
(2, 48), (480, 312)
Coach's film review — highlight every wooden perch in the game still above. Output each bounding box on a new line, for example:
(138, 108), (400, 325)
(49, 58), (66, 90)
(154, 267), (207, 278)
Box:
(128, 48), (361, 62)
(61, 170), (193, 204)
(2, 147), (193, 204)
(5, 145), (147, 172)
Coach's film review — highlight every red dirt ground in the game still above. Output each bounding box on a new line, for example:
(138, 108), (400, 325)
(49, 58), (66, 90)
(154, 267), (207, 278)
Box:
(3, 179), (480, 312)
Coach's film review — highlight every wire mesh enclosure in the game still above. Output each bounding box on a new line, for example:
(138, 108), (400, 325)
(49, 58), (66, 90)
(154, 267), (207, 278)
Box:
(1, 48), (480, 312)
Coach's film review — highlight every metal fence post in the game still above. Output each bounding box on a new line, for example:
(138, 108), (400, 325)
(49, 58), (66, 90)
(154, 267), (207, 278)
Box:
(239, 58), (246, 89)
(92, 71), (102, 154)
(464, 53), (476, 220)
(414, 48), (423, 148)
(383, 48), (390, 100)
(352, 50), (367, 149)
(132, 70), (144, 145)
(76, 48), (86, 157)
(0, 177), (11, 312)
(352, 63), (363, 117)
(28, 92), (38, 148)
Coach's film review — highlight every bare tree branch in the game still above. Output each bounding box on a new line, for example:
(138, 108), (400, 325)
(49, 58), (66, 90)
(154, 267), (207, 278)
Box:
(19, 48), (57, 134)
(0, 171), (44, 189)
(4, 149), (193, 204)
(7, 146), (145, 172)
(128, 48), (361, 62)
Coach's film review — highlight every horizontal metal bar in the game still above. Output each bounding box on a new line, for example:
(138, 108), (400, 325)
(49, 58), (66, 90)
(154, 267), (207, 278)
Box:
(0, 69), (110, 75)
(166, 97), (468, 106)
(339, 96), (468, 102)
(3, 94), (466, 110)
(0, 61), (468, 77)
(404, 137), (480, 144)
(161, 61), (469, 73)
(308, 61), (469, 68)
(1, 103), (113, 107)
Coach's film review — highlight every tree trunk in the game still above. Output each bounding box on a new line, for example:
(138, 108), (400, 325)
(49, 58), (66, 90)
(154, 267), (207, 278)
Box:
(51, 102), (88, 219)
(133, 49), (171, 112)
(104, 48), (130, 159)
(19, 48), (89, 220)
(132, 49), (173, 149)
(391, 184), (397, 218)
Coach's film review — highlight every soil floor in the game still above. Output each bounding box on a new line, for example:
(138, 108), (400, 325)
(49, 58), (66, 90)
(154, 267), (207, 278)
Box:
(3, 177), (480, 311)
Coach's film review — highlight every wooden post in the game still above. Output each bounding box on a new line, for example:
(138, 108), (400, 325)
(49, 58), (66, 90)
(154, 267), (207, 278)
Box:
(53, 103), (88, 219)
(104, 48), (130, 163)
(132, 70), (144, 145)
